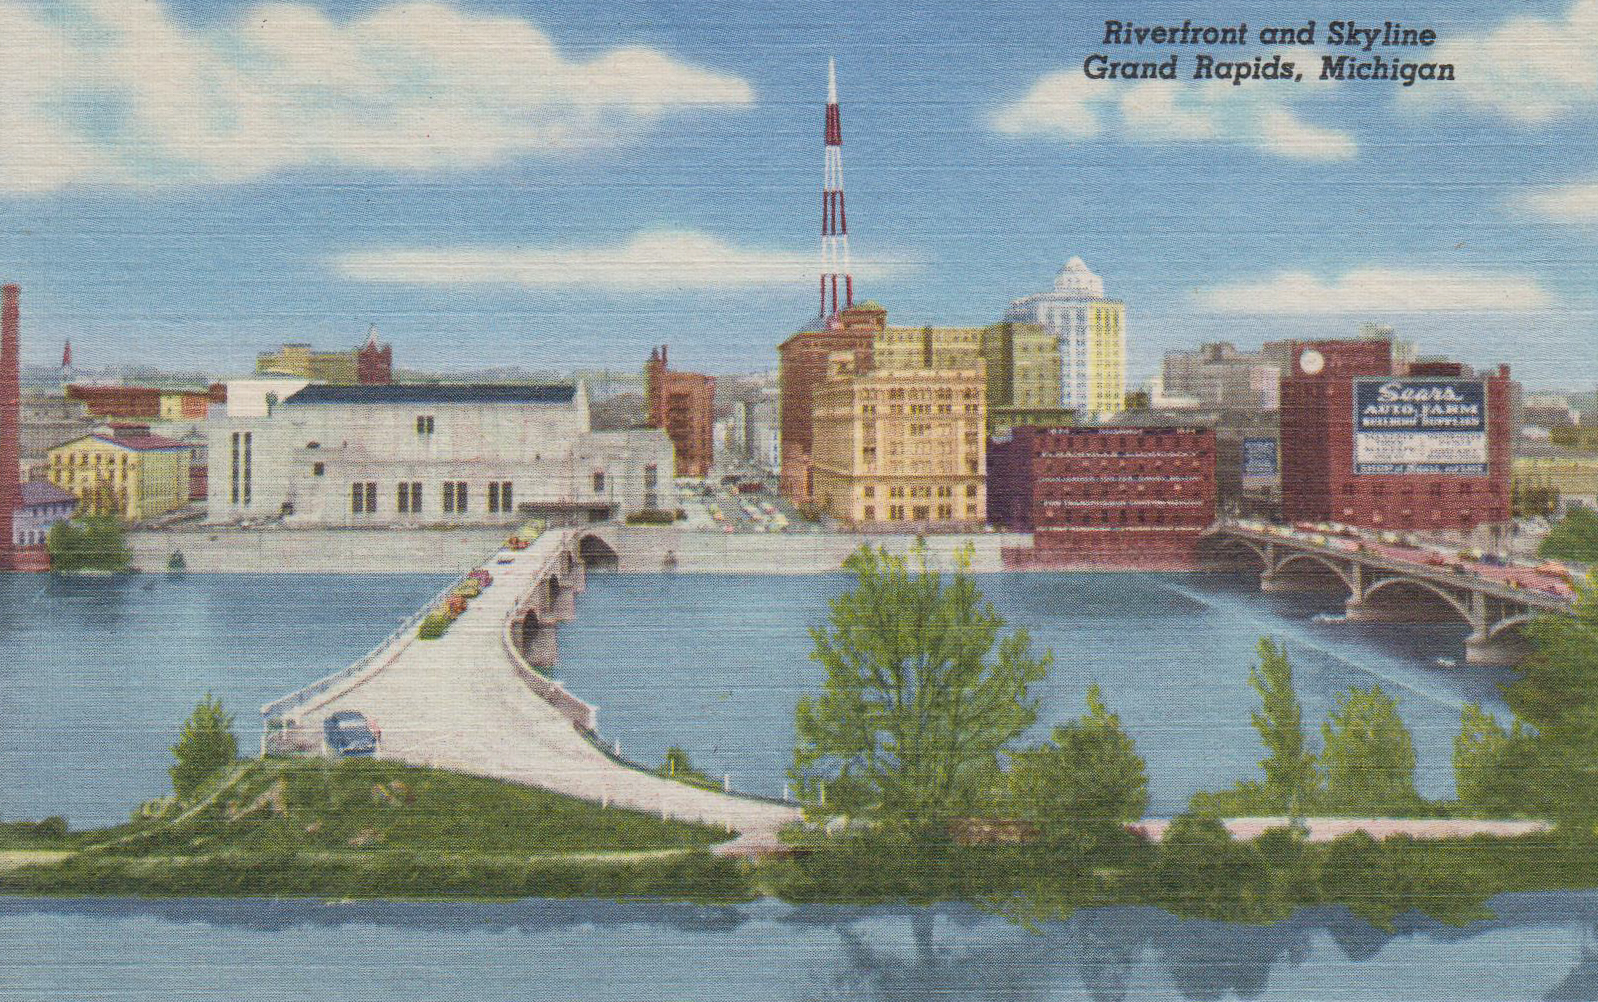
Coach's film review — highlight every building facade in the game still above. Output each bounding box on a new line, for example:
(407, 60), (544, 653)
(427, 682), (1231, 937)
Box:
(66, 384), (163, 419)
(19, 390), (96, 483)
(1279, 340), (1513, 532)
(1004, 257), (1126, 418)
(207, 382), (672, 526)
(1514, 446), (1598, 510)
(1161, 342), (1283, 411)
(988, 425), (1216, 567)
(13, 480), (76, 546)
(644, 346), (716, 478)
(776, 302), (884, 501)
(0, 285), (18, 570)
(47, 425), (192, 521)
(256, 330), (392, 386)
(809, 354), (986, 528)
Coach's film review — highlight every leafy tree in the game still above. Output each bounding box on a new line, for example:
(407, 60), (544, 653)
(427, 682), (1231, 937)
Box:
(1319, 685), (1422, 816)
(1008, 684), (1147, 851)
(170, 695), (238, 800)
(791, 545), (1051, 830)
(1540, 505), (1598, 564)
(1247, 639), (1320, 818)
(46, 515), (131, 574)
(1503, 573), (1598, 824)
(1453, 703), (1535, 818)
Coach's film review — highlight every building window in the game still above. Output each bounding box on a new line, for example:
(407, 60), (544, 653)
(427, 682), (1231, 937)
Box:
(488, 481), (514, 513)
(416, 415), (435, 435)
(862, 485), (875, 499)
(351, 481), (376, 515)
(593, 471), (606, 494)
(442, 481), (468, 514)
(230, 432), (240, 504)
(242, 432), (252, 506)
(863, 505), (876, 521)
(643, 465), (657, 490)
(913, 505), (931, 521)
(312, 462), (324, 476)
(937, 504), (952, 520)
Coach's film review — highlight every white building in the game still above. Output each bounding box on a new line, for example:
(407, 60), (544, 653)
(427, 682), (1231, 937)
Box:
(208, 382), (673, 526)
(1004, 257), (1127, 419)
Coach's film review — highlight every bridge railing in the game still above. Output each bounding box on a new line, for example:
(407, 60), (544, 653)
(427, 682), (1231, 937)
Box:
(260, 563), (481, 726)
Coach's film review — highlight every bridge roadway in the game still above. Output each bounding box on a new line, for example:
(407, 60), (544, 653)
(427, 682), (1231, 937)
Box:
(1207, 520), (1578, 665)
(261, 529), (799, 848)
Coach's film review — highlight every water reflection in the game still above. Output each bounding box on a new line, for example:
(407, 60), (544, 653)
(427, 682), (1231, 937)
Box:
(3, 893), (1596, 1001)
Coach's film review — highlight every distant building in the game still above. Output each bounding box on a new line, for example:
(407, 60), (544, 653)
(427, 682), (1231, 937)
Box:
(1004, 257), (1126, 419)
(19, 390), (95, 482)
(809, 352), (986, 528)
(47, 424), (192, 521)
(66, 384), (163, 419)
(777, 302), (883, 501)
(644, 346), (715, 478)
(1514, 445), (1598, 510)
(13, 480), (76, 547)
(256, 328), (392, 386)
(207, 382), (671, 526)
(989, 425), (1216, 568)
(979, 321), (1063, 418)
(1278, 340), (1514, 533)
(1161, 342), (1283, 411)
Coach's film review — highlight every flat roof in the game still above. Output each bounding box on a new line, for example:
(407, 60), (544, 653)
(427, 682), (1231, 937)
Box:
(282, 384), (577, 406)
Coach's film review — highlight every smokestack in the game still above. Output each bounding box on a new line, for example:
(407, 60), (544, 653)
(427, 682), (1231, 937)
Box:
(0, 284), (20, 571)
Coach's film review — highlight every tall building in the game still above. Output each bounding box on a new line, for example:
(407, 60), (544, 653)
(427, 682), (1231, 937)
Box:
(988, 425), (1216, 568)
(644, 345), (715, 478)
(1004, 257), (1126, 419)
(1279, 339), (1513, 532)
(872, 325), (984, 370)
(809, 352), (986, 527)
(778, 302), (883, 501)
(0, 285), (20, 571)
(257, 329), (393, 386)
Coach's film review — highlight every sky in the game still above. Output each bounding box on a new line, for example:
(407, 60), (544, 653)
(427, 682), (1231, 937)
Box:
(1, 0), (1595, 389)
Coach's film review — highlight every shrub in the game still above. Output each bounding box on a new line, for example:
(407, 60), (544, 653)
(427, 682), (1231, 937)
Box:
(625, 508), (677, 526)
(170, 695), (238, 801)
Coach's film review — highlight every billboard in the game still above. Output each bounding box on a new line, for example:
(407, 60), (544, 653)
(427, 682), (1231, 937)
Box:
(1353, 378), (1487, 475)
(1241, 437), (1278, 481)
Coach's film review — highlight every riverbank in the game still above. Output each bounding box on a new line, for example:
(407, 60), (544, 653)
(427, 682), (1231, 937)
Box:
(125, 525), (1036, 574)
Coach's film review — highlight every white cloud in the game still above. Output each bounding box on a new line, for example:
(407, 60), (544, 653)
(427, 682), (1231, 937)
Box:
(1192, 268), (1555, 313)
(1406, 0), (1598, 124)
(991, 60), (1356, 162)
(333, 230), (913, 291)
(0, 0), (752, 192)
(1511, 181), (1598, 223)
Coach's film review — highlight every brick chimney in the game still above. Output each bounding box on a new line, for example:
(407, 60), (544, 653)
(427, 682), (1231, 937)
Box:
(0, 284), (20, 571)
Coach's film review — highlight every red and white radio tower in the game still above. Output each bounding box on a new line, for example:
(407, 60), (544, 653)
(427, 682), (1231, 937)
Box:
(820, 57), (853, 323)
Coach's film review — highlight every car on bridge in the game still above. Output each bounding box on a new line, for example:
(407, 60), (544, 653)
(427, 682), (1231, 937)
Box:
(324, 710), (380, 757)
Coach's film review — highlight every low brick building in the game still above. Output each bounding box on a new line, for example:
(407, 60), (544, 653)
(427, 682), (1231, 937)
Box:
(989, 425), (1216, 568)
(644, 345), (715, 479)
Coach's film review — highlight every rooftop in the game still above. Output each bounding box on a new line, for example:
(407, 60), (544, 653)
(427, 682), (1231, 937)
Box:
(282, 383), (577, 406)
(19, 481), (75, 507)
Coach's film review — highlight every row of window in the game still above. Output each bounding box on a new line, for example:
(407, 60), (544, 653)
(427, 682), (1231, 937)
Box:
(862, 483), (981, 500)
(1041, 510), (1206, 526)
(351, 479), (518, 516)
(861, 504), (980, 522)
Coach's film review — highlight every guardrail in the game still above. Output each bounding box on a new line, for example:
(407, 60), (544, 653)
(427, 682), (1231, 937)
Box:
(261, 563), (480, 725)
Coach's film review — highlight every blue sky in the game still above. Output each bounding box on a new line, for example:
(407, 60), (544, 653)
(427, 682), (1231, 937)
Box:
(1, 0), (1595, 388)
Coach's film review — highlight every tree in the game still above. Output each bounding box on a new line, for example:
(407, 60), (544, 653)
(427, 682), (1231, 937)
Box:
(1540, 505), (1598, 564)
(1247, 639), (1320, 817)
(1453, 703), (1535, 818)
(170, 694), (238, 800)
(1503, 573), (1598, 824)
(1008, 684), (1147, 851)
(791, 545), (1051, 830)
(1319, 685), (1421, 816)
(46, 515), (131, 574)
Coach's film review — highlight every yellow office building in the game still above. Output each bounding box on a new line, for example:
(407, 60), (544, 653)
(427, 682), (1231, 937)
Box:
(47, 428), (191, 521)
(810, 354), (986, 528)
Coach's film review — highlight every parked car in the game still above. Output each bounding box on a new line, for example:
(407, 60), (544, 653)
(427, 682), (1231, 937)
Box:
(324, 711), (380, 757)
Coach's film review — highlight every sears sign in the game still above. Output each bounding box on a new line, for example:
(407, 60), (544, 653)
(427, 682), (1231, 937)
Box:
(1353, 378), (1487, 475)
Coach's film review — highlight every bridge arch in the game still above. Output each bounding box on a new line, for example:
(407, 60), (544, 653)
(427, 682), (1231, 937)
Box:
(1198, 535), (1270, 572)
(1273, 552), (1357, 593)
(1486, 611), (1539, 641)
(577, 532), (620, 572)
(1358, 575), (1472, 624)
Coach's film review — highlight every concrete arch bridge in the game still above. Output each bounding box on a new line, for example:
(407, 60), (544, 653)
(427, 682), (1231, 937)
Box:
(1202, 523), (1576, 665)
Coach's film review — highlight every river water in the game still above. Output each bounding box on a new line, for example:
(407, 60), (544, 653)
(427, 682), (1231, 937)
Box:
(0, 569), (1564, 1000)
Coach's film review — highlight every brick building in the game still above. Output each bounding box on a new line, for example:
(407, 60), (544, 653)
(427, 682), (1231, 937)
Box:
(644, 345), (715, 478)
(1279, 339), (1512, 532)
(989, 424), (1216, 568)
(66, 384), (163, 419)
(777, 302), (883, 501)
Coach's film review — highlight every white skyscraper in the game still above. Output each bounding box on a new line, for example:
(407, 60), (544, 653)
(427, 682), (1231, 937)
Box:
(1005, 257), (1127, 418)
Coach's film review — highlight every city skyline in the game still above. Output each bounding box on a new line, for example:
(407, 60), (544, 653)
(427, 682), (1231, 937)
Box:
(0, 0), (1593, 387)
